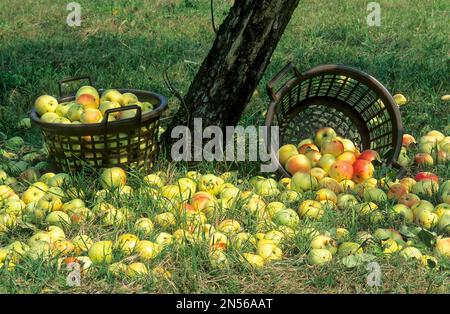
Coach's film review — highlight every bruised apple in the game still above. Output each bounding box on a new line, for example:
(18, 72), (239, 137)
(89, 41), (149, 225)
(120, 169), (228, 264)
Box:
(328, 160), (353, 182)
(285, 154), (311, 175)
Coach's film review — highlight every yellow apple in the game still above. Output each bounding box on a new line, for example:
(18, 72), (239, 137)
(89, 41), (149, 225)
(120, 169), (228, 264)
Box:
(35, 95), (58, 116)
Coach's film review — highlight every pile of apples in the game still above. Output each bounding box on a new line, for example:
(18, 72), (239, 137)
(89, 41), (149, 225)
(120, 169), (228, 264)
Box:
(0, 155), (449, 277)
(398, 131), (450, 167)
(34, 86), (154, 124)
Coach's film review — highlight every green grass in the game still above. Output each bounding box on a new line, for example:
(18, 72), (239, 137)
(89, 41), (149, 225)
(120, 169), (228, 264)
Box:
(0, 0), (449, 294)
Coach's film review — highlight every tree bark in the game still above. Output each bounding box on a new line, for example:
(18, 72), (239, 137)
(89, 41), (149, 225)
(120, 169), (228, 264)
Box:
(164, 0), (300, 145)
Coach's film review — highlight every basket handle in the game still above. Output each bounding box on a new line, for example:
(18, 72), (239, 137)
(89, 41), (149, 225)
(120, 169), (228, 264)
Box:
(266, 63), (302, 101)
(102, 105), (142, 127)
(58, 76), (93, 97)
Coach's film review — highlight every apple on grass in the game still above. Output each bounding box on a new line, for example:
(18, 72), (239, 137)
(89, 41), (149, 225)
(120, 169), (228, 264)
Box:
(35, 95), (58, 116)
(88, 241), (113, 264)
(100, 167), (127, 189)
(307, 249), (332, 265)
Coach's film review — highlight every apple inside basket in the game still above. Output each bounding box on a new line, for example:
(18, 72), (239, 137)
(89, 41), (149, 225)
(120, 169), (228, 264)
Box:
(30, 87), (168, 173)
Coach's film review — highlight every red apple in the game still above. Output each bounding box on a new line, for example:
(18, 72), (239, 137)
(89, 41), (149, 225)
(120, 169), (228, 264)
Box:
(415, 172), (439, 184)
(387, 183), (407, 200)
(337, 151), (357, 164)
(77, 94), (99, 109)
(398, 193), (420, 208)
(415, 153), (434, 166)
(402, 134), (416, 148)
(328, 160), (354, 182)
(352, 159), (374, 184)
(357, 149), (381, 163)
(285, 154), (312, 175)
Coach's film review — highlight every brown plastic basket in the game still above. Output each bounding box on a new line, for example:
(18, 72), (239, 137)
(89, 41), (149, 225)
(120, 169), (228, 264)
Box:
(264, 63), (403, 178)
(30, 77), (168, 173)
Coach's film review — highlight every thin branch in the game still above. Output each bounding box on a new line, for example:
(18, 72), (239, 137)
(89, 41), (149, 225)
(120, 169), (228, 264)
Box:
(210, 0), (217, 34)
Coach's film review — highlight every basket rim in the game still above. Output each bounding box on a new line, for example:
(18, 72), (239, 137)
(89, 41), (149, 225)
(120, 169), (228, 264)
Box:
(264, 63), (404, 178)
(30, 88), (168, 133)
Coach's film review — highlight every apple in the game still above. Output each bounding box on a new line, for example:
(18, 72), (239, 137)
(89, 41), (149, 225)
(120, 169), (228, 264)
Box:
(40, 112), (59, 123)
(45, 211), (71, 227)
(417, 210), (439, 229)
(357, 150), (380, 163)
(77, 93), (99, 110)
(154, 212), (177, 229)
(356, 202), (378, 215)
(115, 234), (139, 255)
(264, 230), (285, 246)
(304, 150), (322, 167)
(426, 130), (445, 142)
(76, 86), (99, 103)
(318, 154), (336, 173)
(352, 159), (374, 184)
(337, 242), (363, 257)
(126, 262), (149, 278)
(66, 103), (85, 121)
(101, 208), (126, 227)
(277, 144), (299, 166)
(310, 235), (338, 254)
(134, 218), (154, 236)
(61, 199), (85, 212)
(307, 249), (332, 265)
(393, 93), (407, 106)
(26, 241), (53, 261)
(266, 201), (286, 218)
(256, 240), (282, 261)
(298, 143), (319, 154)
(218, 219), (241, 234)
(273, 208), (300, 228)
(411, 180), (439, 198)
(88, 241), (113, 264)
(34, 95), (58, 116)
(135, 240), (160, 261)
(71, 235), (93, 255)
(37, 194), (63, 212)
(198, 174), (224, 196)
(209, 250), (229, 269)
(121, 92), (139, 106)
(398, 193), (420, 208)
(337, 151), (357, 164)
(100, 167), (127, 189)
(52, 240), (75, 255)
(334, 228), (350, 241)
(411, 200), (434, 218)
(391, 204), (413, 223)
(387, 183), (407, 200)
(143, 173), (165, 188)
(320, 139), (344, 157)
(418, 141), (436, 155)
(319, 177), (343, 194)
(55, 102), (73, 117)
(298, 200), (324, 220)
(285, 154), (311, 175)
(396, 147), (411, 167)
(79, 108), (102, 124)
(28, 231), (52, 248)
(434, 203), (450, 218)
(399, 247), (422, 260)
(155, 232), (174, 248)
(315, 188), (337, 204)
(99, 101), (121, 116)
(433, 237), (450, 258)
(437, 214), (450, 233)
(279, 190), (300, 205)
(402, 134), (416, 147)
(341, 139), (357, 152)
(328, 160), (353, 182)
(315, 127), (337, 147)
(291, 173), (318, 192)
(241, 253), (265, 268)
(310, 167), (327, 181)
(336, 194), (358, 210)
(415, 153), (433, 166)
(101, 89), (123, 104)
(363, 188), (387, 203)
(209, 232), (228, 250)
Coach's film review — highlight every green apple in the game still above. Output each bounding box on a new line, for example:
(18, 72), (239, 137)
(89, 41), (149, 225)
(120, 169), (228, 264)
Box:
(391, 204), (414, 223)
(337, 242), (363, 257)
(45, 211), (71, 228)
(336, 194), (358, 211)
(273, 208), (300, 228)
(310, 235), (338, 255)
(88, 241), (113, 264)
(363, 188), (387, 203)
(101, 89), (123, 104)
(134, 217), (154, 236)
(100, 167), (127, 189)
(35, 95), (58, 116)
(399, 247), (422, 260)
(241, 253), (265, 268)
(198, 174), (224, 196)
(126, 262), (149, 278)
(155, 232), (174, 248)
(291, 172), (318, 192)
(307, 248), (333, 265)
(298, 200), (324, 220)
(101, 208), (126, 227)
(108, 262), (128, 277)
(99, 101), (121, 116)
(66, 103), (84, 121)
(121, 92), (139, 106)
(315, 127), (337, 148)
(47, 226), (66, 242)
(72, 235), (93, 255)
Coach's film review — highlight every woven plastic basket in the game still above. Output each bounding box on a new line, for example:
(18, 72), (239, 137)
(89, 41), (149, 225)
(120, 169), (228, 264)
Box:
(264, 63), (403, 178)
(30, 77), (168, 173)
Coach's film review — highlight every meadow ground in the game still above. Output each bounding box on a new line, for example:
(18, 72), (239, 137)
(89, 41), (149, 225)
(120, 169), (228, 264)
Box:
(0, 0), (449, 293)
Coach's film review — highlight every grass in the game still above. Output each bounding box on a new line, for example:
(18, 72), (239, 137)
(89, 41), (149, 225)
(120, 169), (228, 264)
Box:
(0, 0), (449, 294)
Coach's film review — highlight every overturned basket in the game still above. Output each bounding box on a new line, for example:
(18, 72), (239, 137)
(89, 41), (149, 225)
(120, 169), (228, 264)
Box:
(30, 77), (168, 173)
(264, 63), (403, 178)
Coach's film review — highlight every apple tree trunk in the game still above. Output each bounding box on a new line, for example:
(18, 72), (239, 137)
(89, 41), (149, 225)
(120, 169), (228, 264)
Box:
(164, 0), (300, 145)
